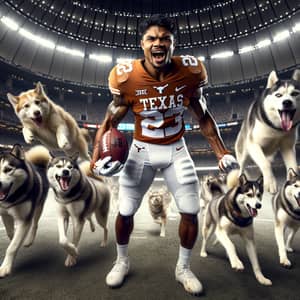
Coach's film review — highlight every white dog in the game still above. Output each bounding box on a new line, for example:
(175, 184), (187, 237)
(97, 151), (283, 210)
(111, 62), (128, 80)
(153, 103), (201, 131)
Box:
(273, 168), (300, 268)
(47, 156), (110, 267)
(235, 70), (300, 194)
(0, 144), (50, 277)
(7, 82), (90, 160)
(200, 171), (272, 286)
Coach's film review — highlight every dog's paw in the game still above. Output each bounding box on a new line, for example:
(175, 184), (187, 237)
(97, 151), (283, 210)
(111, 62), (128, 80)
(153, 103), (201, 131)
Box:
(231, 259), (244, 271)
(200, 250), (208, 258)
(100, 240), (108, 247)
(23, 240), (33, 248)
(0, 265), (11, 278)
(23, 132), (34, 144)
(65, 255), (77, 267)
(264, 177), (277, 194)
(286, 246), (294, 253)
(280, 258), (292, 268)
(58, 136), (71, 150)
(160, 232), (166, 237)
(256, 275), (272, 286)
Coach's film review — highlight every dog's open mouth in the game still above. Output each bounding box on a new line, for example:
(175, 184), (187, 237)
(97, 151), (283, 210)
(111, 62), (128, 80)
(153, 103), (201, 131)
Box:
(294, 195), (300, 207)
(246, 204), (258, 217)
(279, 109), (296, 131)
(0, 183), (12, 201)
(56, 175), (71, 191)
(31, 116), (43, 126)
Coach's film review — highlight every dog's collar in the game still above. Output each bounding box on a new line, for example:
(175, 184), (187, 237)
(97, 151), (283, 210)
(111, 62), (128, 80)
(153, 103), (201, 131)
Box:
(279, 184), (300, 220)
(219, 195), (253, 227)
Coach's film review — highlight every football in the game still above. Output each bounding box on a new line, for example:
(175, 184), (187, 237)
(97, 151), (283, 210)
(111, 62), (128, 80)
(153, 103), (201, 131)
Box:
(100, 128), (129, 164)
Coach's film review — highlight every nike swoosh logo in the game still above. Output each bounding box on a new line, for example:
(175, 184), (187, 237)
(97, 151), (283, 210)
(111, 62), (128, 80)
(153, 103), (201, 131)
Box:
(176, 146), (184, 151)
(175, 85), (186, 92)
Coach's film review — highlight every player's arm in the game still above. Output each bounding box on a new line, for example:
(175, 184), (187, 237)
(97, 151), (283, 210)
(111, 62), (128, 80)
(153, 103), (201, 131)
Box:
(91, 94), (128, 168)
(188, 88), (238, 171)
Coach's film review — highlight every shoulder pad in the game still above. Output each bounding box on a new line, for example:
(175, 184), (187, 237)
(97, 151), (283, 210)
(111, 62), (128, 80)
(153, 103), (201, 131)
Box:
(179, 55), (203, 74)
(114, 60), (135, 84)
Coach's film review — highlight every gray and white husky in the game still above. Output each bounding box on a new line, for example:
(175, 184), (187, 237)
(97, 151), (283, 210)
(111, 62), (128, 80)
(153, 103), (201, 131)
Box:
(235, 69), (300, 194)
(47, 155), (110, 267)
(200, 171), (272, 286)
(0, 144), (50, 277)
(273, 168), (300, 268)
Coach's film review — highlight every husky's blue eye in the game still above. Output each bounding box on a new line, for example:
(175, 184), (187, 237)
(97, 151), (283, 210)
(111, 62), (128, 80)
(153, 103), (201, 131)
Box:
(275, 93), (282, 97)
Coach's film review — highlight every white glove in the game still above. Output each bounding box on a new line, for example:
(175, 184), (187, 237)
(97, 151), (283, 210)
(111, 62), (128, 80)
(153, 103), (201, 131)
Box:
(218, 154), (239, 173)
(93, 156), (124, 177)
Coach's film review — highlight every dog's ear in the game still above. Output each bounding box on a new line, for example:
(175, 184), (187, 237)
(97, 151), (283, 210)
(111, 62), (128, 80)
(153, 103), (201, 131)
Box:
(70, 152), (79, 162)
(287, 168), (298, 181)
(266, 70), (279, 89)
(257, 175), (264, 191)
(35, 82), (45, 96)
(7, 93), (19, 106)
(239, 173), (248, 186)
(10, 144), (25, 160)
(292, 69), (300, 82)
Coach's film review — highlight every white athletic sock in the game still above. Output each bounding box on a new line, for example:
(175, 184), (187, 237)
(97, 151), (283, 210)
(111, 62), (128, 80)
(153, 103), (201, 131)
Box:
(177, 245), (192, 267)
(116, 243), (129, 260)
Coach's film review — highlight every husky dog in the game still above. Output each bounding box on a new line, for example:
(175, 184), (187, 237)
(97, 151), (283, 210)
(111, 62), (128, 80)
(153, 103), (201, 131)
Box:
(200, 171), (272, 286)
(199, 173), (227, 210)
(0, 144), (50, 277)
(235, 70), (300, 194)
(7, 82), (90, 160)
(148, 189), (169, 237)
(47, 155), (110, 267)
(273, 168), (300, 268)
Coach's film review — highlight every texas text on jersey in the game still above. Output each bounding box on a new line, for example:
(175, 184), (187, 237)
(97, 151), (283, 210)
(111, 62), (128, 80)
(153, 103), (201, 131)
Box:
(109, 55), (208, 145)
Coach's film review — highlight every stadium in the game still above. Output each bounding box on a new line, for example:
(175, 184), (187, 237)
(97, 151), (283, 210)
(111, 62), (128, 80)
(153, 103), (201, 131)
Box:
(0, 0), (299, 299)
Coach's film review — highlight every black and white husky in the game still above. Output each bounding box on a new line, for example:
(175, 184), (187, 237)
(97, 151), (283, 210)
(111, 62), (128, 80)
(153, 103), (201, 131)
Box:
(0, 144), (50, 277)
(47, 155), (110, 267)
(273, 168), (300, 268)
(235, 70), (300, 194)
(200, 171), (272, 286)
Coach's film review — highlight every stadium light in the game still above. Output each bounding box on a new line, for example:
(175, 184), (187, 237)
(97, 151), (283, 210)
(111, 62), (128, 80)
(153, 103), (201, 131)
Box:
(1, 16), (19, 31)
(256, 39), (271, 48)
(198, 56), (205, 61)
(19, 28), (55, 49)
(89, 54), (112, 63)
(211, 51), (234, 59)
(273, 30), (290, 42)
(238, 45), (255, 54)
(56, 46), (84, 57)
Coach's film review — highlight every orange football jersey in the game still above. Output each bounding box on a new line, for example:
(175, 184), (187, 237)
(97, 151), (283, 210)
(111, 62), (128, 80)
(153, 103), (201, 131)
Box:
(108, 55), (207, 144)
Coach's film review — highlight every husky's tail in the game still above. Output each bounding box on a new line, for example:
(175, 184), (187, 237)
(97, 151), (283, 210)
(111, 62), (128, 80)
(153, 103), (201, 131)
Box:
(80, 128), (91, 143)
(227, 169), (240, 189)
(79, 160), (105, 182)
(25, 145), (50, 168)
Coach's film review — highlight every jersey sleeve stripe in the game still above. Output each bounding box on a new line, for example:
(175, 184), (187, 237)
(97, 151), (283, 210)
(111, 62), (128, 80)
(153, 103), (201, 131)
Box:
(109, 86), (121, 95)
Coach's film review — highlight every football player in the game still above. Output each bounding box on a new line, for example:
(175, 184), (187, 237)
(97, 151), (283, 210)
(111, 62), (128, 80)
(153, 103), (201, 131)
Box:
(91, 14), (238, 295)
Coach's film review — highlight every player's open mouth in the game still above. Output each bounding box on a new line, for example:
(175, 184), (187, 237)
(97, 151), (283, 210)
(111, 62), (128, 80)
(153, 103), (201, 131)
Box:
(152, 51), (166, 64)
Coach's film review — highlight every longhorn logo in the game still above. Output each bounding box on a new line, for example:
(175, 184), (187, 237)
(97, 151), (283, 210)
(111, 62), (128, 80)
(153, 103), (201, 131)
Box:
(153, 84), (169, 94)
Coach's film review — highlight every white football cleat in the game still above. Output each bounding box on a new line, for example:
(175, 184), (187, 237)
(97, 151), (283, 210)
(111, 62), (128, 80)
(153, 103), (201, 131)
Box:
(175, 264), (203, 295)
(106, 257), (130, 288)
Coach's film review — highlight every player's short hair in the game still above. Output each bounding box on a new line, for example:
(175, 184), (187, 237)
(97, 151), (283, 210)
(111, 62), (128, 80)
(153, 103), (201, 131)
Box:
(139, 14), (176, 38)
